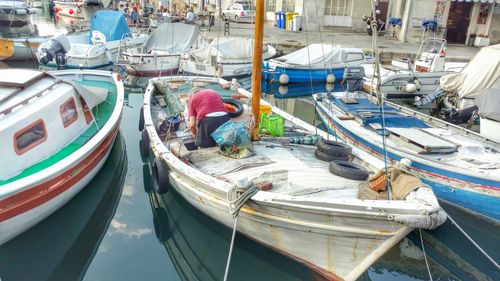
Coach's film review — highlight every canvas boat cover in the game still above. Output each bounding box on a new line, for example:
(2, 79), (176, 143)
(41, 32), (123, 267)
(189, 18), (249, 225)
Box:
(440, 44), (500, 101)
(89, 10), (131, 44)
(188, 38), (257, 64)
(475, 88), (500, 122)
(270, 44), (363, 68)
(145, 23), (200, 53)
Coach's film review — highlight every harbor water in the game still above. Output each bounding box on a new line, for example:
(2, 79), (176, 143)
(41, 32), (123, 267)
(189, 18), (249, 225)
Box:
(0, 8), (499, 281)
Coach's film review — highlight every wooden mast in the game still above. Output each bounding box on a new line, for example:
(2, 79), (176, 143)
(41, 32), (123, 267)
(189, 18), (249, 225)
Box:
(251, 0), (264, 140)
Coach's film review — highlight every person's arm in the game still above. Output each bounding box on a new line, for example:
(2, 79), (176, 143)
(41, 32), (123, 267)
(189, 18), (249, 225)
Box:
(188, 116), (197, 136)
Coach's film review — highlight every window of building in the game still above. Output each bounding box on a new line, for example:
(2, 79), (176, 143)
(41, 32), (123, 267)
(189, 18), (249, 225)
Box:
(14, 119), (47, 155)
(265, 0), (276, 12)
(324, 0), (352, 16)
(60, 97), (78, 128)
(282, 0), (295, 12)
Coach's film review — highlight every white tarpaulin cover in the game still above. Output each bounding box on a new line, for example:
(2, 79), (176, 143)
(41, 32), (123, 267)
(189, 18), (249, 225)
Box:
(145, 23), (200, 53)
(440, 44), (500, 101)
(475, 88), (500, 122)
(270, 44), (363, 68)
(188, 38), (264, 64)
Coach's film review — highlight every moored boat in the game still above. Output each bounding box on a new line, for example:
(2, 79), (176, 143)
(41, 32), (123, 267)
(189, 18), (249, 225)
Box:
(0, 68), (124, 245)
(313, 91), (500, 222)
(37, 10), (148, 70)
(141, 75), (445, 281)
(0, 0), (36, 35)
(263, 44), (371, 84)
(120, 22), (202, 78)
(0, 36), (48, 61)
(52, 0), (110, 23)
(180, 37), (277, 79)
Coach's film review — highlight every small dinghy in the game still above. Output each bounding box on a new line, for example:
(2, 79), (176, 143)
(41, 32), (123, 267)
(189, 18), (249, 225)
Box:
(37, 10), (148, 70)
(263, 44), (371, 84)
(0, 68), (124, 245)
(180, 37), (277, 79)
(120, 23), (203, 77)
(140, 76), (445, 280)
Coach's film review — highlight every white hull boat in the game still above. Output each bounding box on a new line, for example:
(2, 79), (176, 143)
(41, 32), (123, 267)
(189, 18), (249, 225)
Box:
(180, 37), (277, 79)
(363, 38), (465, 99)
(0, 0), (36, 35)
(141, 76), (445, 280)
(0, 68), (124, 245)
(37, 10), (147, 70)
(0, 36), (47, 60)
(122, 23), (203, 78)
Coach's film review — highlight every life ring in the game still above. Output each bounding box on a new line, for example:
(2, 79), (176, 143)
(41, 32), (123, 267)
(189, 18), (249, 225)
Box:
(316, 138), (352, 157)
(138, 106), (144, 131)
(314, 149), (349, 162)
(222, 98), (244, 118)
(140, 129), (149, 160)
(328, 160), (370, 181)
(152, 157), (169, 194)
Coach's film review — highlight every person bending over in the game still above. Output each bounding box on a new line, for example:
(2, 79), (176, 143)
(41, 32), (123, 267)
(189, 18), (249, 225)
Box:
(188, 89), (229, 148)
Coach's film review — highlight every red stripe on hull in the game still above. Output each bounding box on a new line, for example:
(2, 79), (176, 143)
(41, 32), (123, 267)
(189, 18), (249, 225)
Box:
(0, 124), (120, 222)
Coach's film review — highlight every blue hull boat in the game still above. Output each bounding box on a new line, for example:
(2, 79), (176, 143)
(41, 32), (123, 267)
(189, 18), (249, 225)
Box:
(313, 93), (500, 222)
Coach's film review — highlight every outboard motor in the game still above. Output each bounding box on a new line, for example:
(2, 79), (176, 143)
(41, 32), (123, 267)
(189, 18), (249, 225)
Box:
(38, 34), (71, 69)
(343, 66), (365, 92)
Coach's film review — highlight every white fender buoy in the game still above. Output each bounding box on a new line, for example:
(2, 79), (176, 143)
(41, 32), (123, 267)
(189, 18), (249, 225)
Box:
(325, 83), (334, 93)
(405, 83), (417, 93)
(279, 73), (289, 84)
(326, 73), (336, 83)
(278, 85), (288, 95)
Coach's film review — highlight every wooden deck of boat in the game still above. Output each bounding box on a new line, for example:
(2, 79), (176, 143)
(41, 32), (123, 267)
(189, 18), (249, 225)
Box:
(175, 139), (362, 200)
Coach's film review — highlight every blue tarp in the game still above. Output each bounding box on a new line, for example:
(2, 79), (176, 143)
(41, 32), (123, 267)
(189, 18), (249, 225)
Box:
(89, 10), (131, 44)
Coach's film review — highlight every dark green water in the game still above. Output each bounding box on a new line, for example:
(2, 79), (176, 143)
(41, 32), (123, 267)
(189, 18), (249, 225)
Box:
(1, 9), (499, 281)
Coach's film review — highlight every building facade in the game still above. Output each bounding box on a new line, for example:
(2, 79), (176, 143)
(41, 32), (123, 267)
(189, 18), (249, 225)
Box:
(386, 0), (500, 45)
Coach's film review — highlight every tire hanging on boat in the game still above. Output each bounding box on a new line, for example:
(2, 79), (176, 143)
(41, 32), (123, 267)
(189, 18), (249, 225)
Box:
(316, 138), (352, 157)
(138, 106), (145, 131)
(152, 157), (169, 194)
(314, 149), (350, 162)
(328, 160), (370, 180)
(140, 129), (150, 160)
(222, 98), (244, 118)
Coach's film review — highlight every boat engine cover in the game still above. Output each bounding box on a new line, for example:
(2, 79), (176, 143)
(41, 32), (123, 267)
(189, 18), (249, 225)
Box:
(343, 66), (365, 92)
(38, 34), (71, 66)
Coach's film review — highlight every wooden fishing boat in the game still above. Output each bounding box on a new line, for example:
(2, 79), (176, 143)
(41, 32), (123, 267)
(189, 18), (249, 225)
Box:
(141, 75), (447, 281)
(0, 37), (47, 61)
(0, 68), (124, 245)
(313, 91), (500, 223)
(52, 0), (110, 23)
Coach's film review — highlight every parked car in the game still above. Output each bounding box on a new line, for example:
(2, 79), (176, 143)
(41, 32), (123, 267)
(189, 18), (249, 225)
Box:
(222, 2), (255, 22)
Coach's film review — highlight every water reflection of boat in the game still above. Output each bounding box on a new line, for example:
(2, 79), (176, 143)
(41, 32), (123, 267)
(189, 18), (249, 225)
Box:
(142, 164), (326, 281)
(409, 201), (499, 281)
(0, 133), (126, 280)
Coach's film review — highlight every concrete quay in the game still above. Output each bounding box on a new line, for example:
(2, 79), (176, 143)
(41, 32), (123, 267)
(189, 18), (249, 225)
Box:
(201, 20), (480, 63)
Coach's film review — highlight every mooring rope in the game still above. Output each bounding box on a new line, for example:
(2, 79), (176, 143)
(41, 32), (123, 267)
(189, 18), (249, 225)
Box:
(446, 212), (500, 270)
(223, 182), (259, 281)
(419, 229), (434, 281)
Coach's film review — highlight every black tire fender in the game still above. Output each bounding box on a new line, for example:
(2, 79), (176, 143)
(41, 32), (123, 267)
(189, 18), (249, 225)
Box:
(140, 129), (150, 160)
(317, 138), (352, 157)
(152, 157), (169, 194)
(328, 160), (370, 181)
(222, 98), (244, 118)
(314, 149), (350, 162)
(138, 106), (145, 131)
